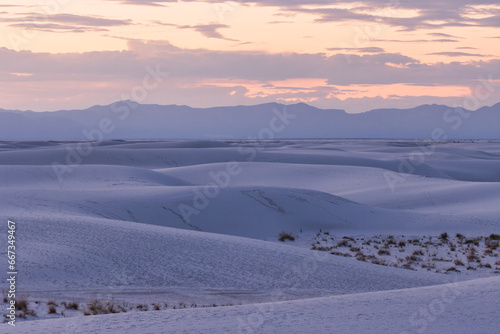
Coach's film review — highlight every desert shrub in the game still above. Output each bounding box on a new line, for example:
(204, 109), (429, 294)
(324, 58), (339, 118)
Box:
(401, 263), (415, 270)
(47, 300), (57, 306)
(456, 233), (464, 239)
(87, 300), (103, 315)
(350, 247), (361, 252)
(278, 232), (295, 242)
(64, 302), (79, 310)
(337, 240), (349, 247)
(355, 253), (367, 262)
(371, 259), (386, 266)
(385, 239), (396, 246)
(86, 300), (118, 315)
(330, 251), (352, 257)
(48, 306), (57, 314)
(405, 255), (421, 262)
(15, 299), (36, 318)
(454, 259), (464, 266)
(412, 249), (424, 256)
(465, 238), (480, 246)
(467, 253), (479, 262)
(16, 299), (28, 312)
(378, 249), (390, 256)
(398, 241), (406, 247)
(136, 304), (148, 311)
(107, 303), (119, 314)
(486, 241), (499, 250)
(489, 234), (500, 240)
(484, 263), (492, 268)
(440, 232), (448, 241)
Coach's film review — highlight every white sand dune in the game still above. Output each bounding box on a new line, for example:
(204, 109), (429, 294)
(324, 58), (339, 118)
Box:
(1, 140), (499, 333)
(9, 216), (451, 294)
(9, 277), (500, 334)
(161, 161), (500, 219)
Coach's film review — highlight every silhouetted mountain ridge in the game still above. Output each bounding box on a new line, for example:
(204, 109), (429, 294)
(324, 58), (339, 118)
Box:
(0, 101), (498, 140)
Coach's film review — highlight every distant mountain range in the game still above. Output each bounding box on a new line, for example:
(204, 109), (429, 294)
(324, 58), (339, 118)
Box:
(1, 101), (499, 140)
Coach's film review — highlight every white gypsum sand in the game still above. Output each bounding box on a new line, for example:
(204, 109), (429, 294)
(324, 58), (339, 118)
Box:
(0, 140), (499, 333)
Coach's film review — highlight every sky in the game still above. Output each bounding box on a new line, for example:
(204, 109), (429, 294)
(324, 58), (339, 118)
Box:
(0, 0), (499, 113)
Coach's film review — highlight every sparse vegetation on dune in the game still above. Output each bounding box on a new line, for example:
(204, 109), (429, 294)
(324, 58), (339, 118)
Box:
(278, 232), (295, 242)
(3, 299), (239, 322)
(311, 232), (500, 274)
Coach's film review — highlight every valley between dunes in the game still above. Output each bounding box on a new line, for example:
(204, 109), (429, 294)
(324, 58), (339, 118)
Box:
(1, 140), (499, 333)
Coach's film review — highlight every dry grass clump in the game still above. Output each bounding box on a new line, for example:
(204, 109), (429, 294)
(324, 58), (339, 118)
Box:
(63, 301), (79, 310)
(377, 249), (390, 256)
(15, 299), (36, 318)
(278, 232), (295, 242)
(337, 240), (349, 247)
(311, 231), (499, 274)
(84, 300), (119, 316)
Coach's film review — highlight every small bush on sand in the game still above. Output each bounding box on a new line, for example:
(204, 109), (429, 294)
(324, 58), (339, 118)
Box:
(16, 299), (29, 312)
(378, 249), (391, 256)
(278, 232), (295, 242)
(337, 240), (349, 247)
(64, 302), (79, 310)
